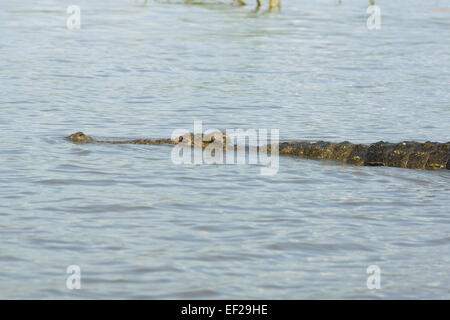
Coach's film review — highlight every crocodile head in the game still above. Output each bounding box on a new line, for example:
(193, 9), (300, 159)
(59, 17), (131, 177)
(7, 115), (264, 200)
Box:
(68, 132), (94, 144)
(176, 132), (231, 148)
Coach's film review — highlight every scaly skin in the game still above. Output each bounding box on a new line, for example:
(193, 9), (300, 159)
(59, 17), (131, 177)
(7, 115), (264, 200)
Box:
(277, 141), (450, 170)
(67, 132), (450, 170)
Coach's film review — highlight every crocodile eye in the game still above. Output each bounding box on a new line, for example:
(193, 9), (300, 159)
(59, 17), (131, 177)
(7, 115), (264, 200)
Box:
(178, 136), (183, 142)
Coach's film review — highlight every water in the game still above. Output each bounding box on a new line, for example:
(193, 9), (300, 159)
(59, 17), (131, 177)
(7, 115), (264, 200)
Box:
(0, 0), (449, 299)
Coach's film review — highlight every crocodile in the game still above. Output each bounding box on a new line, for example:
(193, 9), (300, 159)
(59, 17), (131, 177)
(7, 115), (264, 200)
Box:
(67, 132), (450, 170)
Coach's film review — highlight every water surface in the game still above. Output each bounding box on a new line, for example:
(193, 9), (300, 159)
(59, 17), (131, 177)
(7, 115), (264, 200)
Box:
(0, 0), (449, 299)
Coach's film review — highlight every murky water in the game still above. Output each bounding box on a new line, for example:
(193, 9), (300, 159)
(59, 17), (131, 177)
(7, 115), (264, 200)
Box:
(0, 0), (449, 299)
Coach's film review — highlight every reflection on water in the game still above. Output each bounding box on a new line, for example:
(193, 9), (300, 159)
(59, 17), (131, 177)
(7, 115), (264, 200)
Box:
(0, 0), (449, 299)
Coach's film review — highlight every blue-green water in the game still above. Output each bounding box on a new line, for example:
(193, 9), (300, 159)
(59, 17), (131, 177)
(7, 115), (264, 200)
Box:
(0, 0), (449, 299)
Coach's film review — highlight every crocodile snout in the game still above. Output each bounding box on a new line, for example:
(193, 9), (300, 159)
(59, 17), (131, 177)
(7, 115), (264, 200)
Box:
(68, 132), (94, 144)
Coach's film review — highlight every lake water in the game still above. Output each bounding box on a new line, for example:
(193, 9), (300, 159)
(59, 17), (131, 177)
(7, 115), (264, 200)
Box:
(0, 0), (449, 299)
